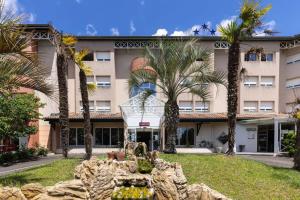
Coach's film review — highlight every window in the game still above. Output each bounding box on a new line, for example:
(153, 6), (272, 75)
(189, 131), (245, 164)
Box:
(245, 53), (258, 61)
(96, 101), (111, 112)
(244, 76), (258, 87)
(179, 101), (193, 112)
(260, 101), (274, 112)
(286, 54), (300, 65)
(261, 76), (275, 87)
(130, 82), (156, 97)
(94, 128), (124, 146)
(95, 52), (110, 61)
(176, 127), (195, 146)
(82, 52), (94, 61)
(86, 76), (94, 84)
(195, 101), (209, 112)
(286, 78), (300, 89)
(96, 76), (111, 87)
(261, 53), (273, 62)
(244, 101), (258, 112)
(69, 128), (84, 146)
(80, 101), (94, 112)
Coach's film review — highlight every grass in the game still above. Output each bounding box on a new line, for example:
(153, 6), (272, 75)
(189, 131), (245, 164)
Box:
(0, 154), (300, 199)
(160, 154), (300, 200)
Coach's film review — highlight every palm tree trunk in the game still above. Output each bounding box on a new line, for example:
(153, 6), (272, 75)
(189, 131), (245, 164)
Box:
(79, 69), (92, 160)
(56, 53), (69, 158)
(294, 119), (300, 170)
(227, 42), (240, 155)
(164, 100), (179, 154)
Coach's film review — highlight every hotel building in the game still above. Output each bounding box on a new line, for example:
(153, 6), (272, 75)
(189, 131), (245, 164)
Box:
(23, 24), (300, 154)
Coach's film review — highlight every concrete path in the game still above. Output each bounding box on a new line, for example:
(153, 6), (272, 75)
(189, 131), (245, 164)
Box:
(0, 154), (62, 176)
(239, 155), (294, 168)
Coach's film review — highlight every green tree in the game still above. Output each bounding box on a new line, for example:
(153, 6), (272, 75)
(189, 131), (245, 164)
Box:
(129, 39), (225, 153)
(0, 94), (44, 139)
(218, 0), (271, 155)
(292, 99), (300, 170)
(0, 0), (53, 96)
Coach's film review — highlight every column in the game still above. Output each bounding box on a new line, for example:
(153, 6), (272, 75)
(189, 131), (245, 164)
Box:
(274, 118), (279, 155)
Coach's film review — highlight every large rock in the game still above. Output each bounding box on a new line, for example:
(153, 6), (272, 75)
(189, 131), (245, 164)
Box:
(21, 183), (45, 199)
(152, 159), (188, 200)
(0, 187), (26, 200)
(187, 183), (231, 200)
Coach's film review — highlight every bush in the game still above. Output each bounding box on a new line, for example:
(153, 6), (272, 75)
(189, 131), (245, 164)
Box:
(36, 146), (48, 157)
(137, 159), (154, 174)
(0, 152), (14, 164)
(282, 132), (296, 157)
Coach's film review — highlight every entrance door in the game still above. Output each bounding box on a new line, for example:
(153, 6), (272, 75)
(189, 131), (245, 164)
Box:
(257, 125), (274, 152)
(137, 131), (151, 151)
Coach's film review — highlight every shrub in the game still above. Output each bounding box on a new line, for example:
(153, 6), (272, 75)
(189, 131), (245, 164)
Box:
(137, 159), (154, 174)
(36, 146), (48, 157)
(112, 186), (153, 199)
(0, 152), (14, 164)
(282, 132), (296, 157)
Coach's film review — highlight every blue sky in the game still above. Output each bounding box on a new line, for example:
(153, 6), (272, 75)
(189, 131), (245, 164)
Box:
(8, 0), (300, 36)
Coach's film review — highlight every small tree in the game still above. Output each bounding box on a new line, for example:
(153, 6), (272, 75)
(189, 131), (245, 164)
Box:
(292, 98), (300, 170)
(0, 94), (44, 139)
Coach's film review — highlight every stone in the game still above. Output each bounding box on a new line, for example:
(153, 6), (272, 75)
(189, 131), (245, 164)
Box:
(0, 187), (26, 200)
(126, 160), (138, 173)
(187, 183), (231, 200)
(21, 183), (46, 199)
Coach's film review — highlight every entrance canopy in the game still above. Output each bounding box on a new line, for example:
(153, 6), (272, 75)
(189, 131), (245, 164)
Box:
(119, 94), (165, 128)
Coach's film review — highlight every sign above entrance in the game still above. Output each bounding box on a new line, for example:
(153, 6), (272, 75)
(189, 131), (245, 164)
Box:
(139, 122), (150, 127)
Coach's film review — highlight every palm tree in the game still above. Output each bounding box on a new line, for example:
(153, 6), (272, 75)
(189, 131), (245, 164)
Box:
(218, 0), (271, 155)
(129, 39), (225, 153)
(0, 0), (53, 96)
(292, 99), (300, 170)
(74, 49), (95, 160)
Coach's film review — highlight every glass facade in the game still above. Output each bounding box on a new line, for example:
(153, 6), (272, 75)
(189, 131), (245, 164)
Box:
(130, 82), (156, 97)
(176, 127), (195, 146)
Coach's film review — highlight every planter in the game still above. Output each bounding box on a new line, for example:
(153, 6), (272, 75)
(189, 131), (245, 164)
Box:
(107, 151), (116, 160)
(116, 151), (125, 161)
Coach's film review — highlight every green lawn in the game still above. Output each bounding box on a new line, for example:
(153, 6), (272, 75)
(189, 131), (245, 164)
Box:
(0, 154), (300, 200)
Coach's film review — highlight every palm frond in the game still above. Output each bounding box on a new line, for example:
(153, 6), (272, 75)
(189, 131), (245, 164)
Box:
(86, 83), (96, 92)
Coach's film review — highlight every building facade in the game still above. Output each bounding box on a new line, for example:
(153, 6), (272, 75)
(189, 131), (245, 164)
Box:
(25, 25), (300, 154)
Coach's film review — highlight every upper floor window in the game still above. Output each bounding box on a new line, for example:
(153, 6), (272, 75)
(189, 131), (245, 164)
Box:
(260, 101), (274, 112)
(286, 77), (300, 89)
(244, 76), (258, 87)
(286, 54), (300, 65)
(80, 101), (95, 112)
(86, 76), (94, 84)
(82, 52), (94, 61)
(96, 101), (111, 112)
(179, 101), (193, 112)
(130, 82), (156, 97)
(244, 101), (258, 112)
(95, 52), (111, 61)
(261, 53), (273, 62)
(245, 53), (258, 61)
(195, 101), (209, 112)
(96, 76), (111, 88)
(261, 76), (275, 87)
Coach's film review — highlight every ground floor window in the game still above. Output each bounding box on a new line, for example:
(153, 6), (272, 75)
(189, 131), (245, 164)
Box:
(69, 128), (84, 146)
(94, 128), (124, 147)
(176, 127), (195, 147)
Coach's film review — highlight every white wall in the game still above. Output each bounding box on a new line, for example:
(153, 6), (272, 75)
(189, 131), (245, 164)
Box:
(236, 123), (257, 152)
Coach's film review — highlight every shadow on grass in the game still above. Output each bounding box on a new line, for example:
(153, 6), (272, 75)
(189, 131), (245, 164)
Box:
(0, 174), (44, 187)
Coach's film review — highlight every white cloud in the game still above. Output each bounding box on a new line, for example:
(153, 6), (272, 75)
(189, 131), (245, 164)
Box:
(152, 28), (168, 36)
(110, 27), (120, 36)
(86, 24), (98, 36)
(255, 20), (276, 36)
(140, 0), (145, 6)
(75, 0), (81, 3)
(2, 0), (36, 23)
(130, 20), (136, 35)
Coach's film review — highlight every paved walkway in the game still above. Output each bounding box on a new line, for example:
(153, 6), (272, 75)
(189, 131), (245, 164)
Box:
(0, 154), (62, 176)
(239, 155), (294, 168)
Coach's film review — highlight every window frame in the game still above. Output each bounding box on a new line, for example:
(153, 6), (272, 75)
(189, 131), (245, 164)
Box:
(176, 127), (195, 147)
(69, 128), (85, 147)
(243, 101), (258, 112)
(96, 76), (111, 88)
(94, 127), (124, 147)
(179, 101), (193, 112)
(95, 100), (111, 112)
(95, 51), (111, 61)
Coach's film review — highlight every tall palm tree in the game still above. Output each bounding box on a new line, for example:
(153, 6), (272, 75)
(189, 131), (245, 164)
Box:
(129, 39), (225, 153)
(218, 0), (271, 155)
(74, 49), (95, 160)
(0, 0), (53, 96)
(292, 99), (300, 170)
